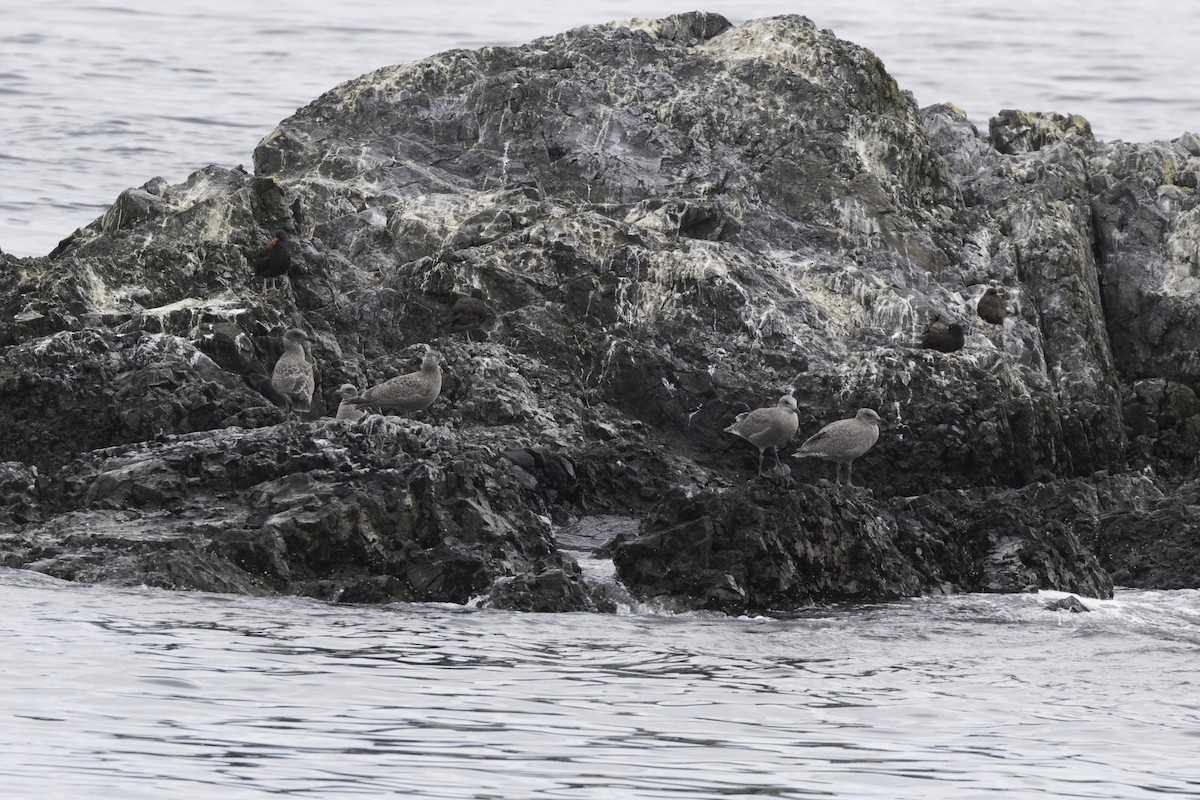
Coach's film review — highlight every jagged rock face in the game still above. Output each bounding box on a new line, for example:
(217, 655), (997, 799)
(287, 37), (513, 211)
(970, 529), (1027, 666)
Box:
(1089, 135), (1200, 386)
(2, 12), (1200, 610)
(614, 484), (932, 611)
(246, 12), (1137, 495)
(0, 328), (279, 471)
(4, 13), (1135, 493)
(256, 13), (952, 251)
(612, 480), (1113, 612)
(0, 419), (610, 609)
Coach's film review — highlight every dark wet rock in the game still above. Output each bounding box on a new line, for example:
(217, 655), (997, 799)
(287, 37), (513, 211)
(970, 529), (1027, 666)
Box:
(0, 462), (40, 526)
(557, 515), (638, 553)
(903, 481), (1113, 598)
(1083, 493), (1200, 590)
(613, 480), (1113, 612)
(2, 12), (1200, 612)
(1045, 595), (1090, 613)
(1121, 378), (1200, 467)
(0, 328), (280, 472)
(0, 420), (599, 605)
(614, 485), (925, 611)
(486, 564), (616, 613)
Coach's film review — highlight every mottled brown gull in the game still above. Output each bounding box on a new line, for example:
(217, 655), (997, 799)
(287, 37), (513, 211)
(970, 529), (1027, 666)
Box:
(270, 328), (314, 414)
(449, 288), (494, 340)
(977, 287), (1007, 325)
(350, 349), (442, 415)
(724, 394), (799, 476)
(334, 383), (365, 422)
(791, 408), (882, 486)
(921, 321), (965, 353)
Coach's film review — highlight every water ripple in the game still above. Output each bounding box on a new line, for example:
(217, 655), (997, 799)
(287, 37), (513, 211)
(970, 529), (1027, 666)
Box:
(1, 569), (1198, 798)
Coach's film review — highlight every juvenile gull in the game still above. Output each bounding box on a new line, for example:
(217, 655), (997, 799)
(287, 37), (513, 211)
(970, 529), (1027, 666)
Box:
(791, 408), (882, 487)
(270, 328), (314, 414)
(253, 230), (291, 293)
(977, 287), (1007, 325)
(334, 383), (365, 422)
(724, 394), (799, 476)
(350, 349), (442, 415)
(449, 288), (494, 340)
(921, 321), (965, 353)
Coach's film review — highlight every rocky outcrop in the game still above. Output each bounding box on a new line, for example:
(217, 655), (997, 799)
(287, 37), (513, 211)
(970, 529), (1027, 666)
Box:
(0, 415), (620, 609)
(612, 479), (1113, 613)
(3, 12), (1200, 611)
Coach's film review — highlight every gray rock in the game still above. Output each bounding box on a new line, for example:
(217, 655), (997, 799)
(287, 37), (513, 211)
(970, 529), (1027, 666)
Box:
(614, 479), (1115, 612)
(0, 420), (598, 605)
(2, 12), (1200, 610)
(1045, 595), (1090, 613)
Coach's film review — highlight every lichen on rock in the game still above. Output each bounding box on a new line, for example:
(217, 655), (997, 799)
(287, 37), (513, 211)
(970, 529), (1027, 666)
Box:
(3, 11), (1200, 611)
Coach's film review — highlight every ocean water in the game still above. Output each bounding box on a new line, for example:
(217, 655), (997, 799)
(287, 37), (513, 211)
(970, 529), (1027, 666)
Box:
(2, 1), (1198, 258)
(2, 567), (1199, 799)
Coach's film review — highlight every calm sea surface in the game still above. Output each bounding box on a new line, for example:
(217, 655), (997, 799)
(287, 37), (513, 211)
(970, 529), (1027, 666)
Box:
(2, 563), (1200, 800)
(4, 3), (1200, 797)
(2, 567), (1199, 799)
(2, 1), (1199, 257)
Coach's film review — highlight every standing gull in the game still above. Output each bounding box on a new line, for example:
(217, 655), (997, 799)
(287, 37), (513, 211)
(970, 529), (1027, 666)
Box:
(253, 230), (291, 293)
(977, 287), (1007, 325)
(334, 383), (365, 422)
(270, 328), (314, 414)
(349, 349), (442, 415)
(724, 394), (799, 476)
(791, 408), (883, 487)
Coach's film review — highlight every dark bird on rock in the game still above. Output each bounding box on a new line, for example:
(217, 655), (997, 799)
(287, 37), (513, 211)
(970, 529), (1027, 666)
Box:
(253, 230), (291, 293)
(349, 349), (442, 415)
(270, 328), (314, 414)
(792, 408), (882, 487)
(724, 394), (799, 477)
(449, 288), (494, 340)
(977, 287), (1007, 325)
(335, 383), (365, 422)
(921, 321), (965, 353)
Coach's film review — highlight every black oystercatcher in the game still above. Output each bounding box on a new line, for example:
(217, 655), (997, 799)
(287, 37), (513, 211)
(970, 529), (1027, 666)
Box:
(270, 328), (314, 414)
(724, 394), (800, 476)
(253, 230), (291, 293)
(349, 349), (442, 415)
(791, 408), (883, 487)
(977, 287), (1007, 325)
(921, 321), (965, 353)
